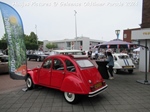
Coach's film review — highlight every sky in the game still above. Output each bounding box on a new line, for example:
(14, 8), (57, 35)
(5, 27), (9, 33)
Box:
(0, 0), (143, 42)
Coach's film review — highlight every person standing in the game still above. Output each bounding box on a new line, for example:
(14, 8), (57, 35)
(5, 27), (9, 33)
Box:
(106, 51), (114, 79)
(88, 50), (92, 59)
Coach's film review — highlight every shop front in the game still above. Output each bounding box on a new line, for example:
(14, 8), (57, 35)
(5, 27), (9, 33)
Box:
(132, 28), (150, 72)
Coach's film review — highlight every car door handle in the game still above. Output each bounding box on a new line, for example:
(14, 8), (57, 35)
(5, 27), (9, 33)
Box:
(62, 72), (65, 74)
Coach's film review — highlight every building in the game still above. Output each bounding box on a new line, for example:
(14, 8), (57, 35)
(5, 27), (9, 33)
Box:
(123, 0), (150, 72)
(141, 0), (150, 28)
(123, 28), (140, 43)
(43, 37), (105, 52)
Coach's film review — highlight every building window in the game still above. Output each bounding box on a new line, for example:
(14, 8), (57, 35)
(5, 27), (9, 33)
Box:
(80, 41), (82, 46)
(124, 34), (127, 38)
(67, 42), (71, 47)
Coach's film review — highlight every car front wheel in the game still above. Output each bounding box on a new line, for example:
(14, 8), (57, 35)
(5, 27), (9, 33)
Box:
(64, 92), (80, 104)
(113, 69), (119, 74)
(27, 57), (30, 61)
(26, 76), (34, 90)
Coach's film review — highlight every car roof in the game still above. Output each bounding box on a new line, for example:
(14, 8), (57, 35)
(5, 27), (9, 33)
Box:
(52, 50), (83, 53)
(113, 53), (128, 56)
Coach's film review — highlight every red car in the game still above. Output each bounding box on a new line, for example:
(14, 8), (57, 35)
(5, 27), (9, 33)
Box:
(25, 54), (108, 104)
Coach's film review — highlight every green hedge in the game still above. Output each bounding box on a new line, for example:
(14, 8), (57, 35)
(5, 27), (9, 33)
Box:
(0, 40), (7, 50)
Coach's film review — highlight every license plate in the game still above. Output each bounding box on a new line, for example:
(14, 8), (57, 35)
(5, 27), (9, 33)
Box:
(94, 82), (102, 89)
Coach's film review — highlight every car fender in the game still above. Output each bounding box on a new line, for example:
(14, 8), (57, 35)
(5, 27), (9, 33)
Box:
(60, 75), (89, 94)
(114, 61), (122, 69)
(26, 68), (39, 84)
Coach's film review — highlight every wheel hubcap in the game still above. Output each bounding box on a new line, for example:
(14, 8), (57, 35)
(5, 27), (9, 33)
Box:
(67, 93), (73, 98)
(27, 78), (31, 88)
(37, 58), (40, 61)
(114, 69), (117, 73)
(64, 92), (75, 102)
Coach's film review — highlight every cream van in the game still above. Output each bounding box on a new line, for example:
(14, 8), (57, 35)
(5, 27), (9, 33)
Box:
(50, 50), (84, 55)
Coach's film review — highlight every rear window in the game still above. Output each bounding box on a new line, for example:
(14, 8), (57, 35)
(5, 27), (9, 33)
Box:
(76, 59), (94, 68)
(118, 55), (129, 59)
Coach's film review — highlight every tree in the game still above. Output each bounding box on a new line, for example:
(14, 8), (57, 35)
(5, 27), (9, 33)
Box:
(0, 32), (41, 50)
(1, 33), (7, 41)
(24, 32), (37, 44)
(0, 34), (7, 50)
(25, 41), (38, 50)
(46, 42), (57, 50)
(0, 40), (7, 49)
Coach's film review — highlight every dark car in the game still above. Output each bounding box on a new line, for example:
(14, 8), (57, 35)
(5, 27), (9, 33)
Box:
(0, 55), (9, 74)
(27, 51), (48, 62)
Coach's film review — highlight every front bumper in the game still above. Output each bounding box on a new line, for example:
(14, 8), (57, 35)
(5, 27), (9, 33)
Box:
(88, 84), (108, 97)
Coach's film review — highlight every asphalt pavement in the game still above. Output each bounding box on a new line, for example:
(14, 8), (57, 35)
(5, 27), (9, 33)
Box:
(0, 62), (150, 112)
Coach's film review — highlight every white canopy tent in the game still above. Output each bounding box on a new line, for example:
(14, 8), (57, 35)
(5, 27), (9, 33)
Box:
(133, 47), (140, 52)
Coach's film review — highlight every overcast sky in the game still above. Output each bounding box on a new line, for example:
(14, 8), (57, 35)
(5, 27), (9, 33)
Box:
(0, 0), (142, 41)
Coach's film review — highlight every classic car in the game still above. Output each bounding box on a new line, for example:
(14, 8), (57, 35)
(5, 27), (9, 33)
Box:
(25, 54), (108, 104)
(91, 52), (105, 60)
(0, 55), (9, 74)
(112, 53), (136, 74)
(27, 51), (48, 62)
(50, 50), (84, 55)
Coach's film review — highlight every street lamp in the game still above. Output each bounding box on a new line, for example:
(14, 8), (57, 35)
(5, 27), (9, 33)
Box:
(115, 30), (120, 53)
(115, 30), (120, 39)
(35, 25), (38, 45)
(74, 10), (77, 49)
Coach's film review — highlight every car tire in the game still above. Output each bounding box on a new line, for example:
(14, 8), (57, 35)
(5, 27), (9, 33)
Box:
(36, 57), (40, 62)
(64, 92), (80, 104)
(128, 69), (133, 74)
(114, 69), (119, 74)
(27, 57), (30, 61)
(26, 76), (34, 90)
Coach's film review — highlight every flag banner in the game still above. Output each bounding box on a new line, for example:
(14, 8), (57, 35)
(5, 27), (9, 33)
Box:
(127, 44), (130, 49)
(0, 2), (27, 79)
(117, 45), (120, 48)
(107, 45), (110, 48)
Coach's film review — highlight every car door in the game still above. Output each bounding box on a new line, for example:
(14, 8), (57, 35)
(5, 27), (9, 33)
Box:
(33, 54), (38, 60)
(38, 59), (52, 86)
(0, 62), (9, 73)
(51, 58), (65, 88)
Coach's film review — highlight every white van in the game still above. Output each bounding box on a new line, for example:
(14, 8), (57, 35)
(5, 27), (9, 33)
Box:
(50, 50), (84, 55)
(112, 53), (136, 74)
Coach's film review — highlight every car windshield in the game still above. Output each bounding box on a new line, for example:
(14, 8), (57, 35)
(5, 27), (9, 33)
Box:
(76, 59), (94, 68)
(118, 55), (129, 59)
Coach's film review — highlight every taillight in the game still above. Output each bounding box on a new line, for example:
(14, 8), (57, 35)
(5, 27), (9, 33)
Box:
(102, 81), (106, 86)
